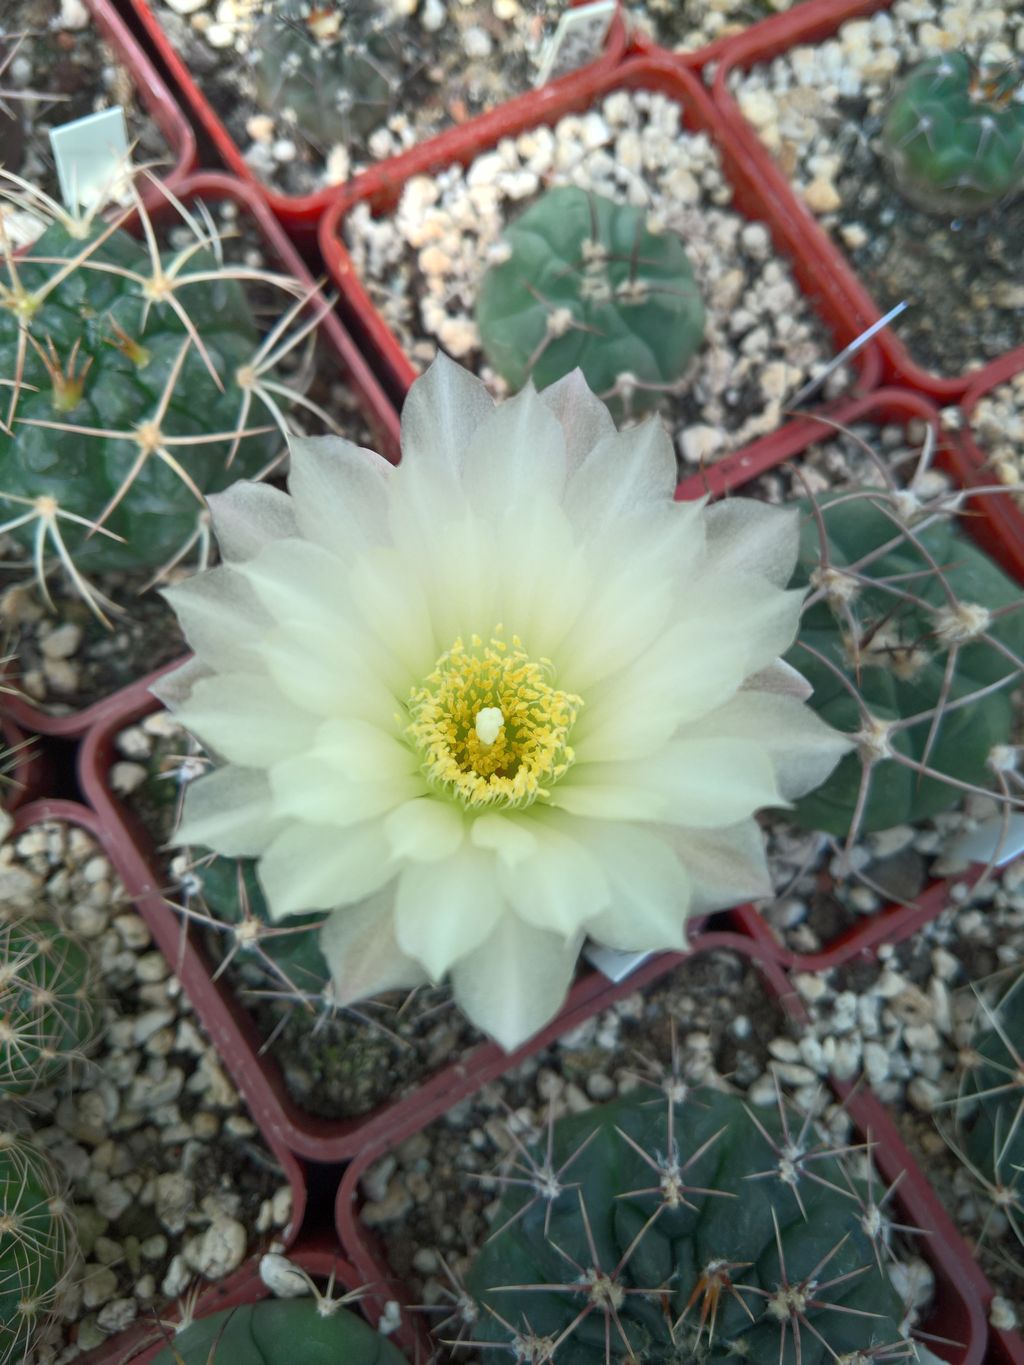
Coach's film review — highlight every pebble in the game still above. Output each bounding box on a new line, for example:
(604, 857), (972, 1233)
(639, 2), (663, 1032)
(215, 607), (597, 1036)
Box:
(187, 1215), (247, 1278)
(81, 1265), (118, 1310)
(40, 622), (83, 659)
(60, 0), (90, 27)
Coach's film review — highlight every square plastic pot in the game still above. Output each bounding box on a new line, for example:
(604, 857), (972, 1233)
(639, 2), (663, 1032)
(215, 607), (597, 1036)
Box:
(710, 0), (1024, 403)
(0, 169), (399, 740)
(333, 929), (1001, 1365)
(120, 0), (628, 234)
(5, 797), (311, 1365)
(317, 50), (882, 412)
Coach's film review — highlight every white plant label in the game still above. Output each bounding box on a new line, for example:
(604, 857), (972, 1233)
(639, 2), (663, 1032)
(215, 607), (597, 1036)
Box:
(535, 0), (616, 87)
(944, 812), (1024, 870)
(49, 106), (131, 213)
(584, 942), (651, 983)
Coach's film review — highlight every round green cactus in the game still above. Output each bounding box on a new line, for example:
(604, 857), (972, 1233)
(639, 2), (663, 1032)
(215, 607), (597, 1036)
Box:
(150, 1295), (409, 1364)
(0, 918), (101, 1096)
(475, 186), (705, 417)
(882, 52), (1024, 216)
(466, 1087), (906, 1363)
(0, 213), (280, 580)
(0, 1128), (77, 1365)
(786, 492), (1024, 836)
(253, 0), (402, 151)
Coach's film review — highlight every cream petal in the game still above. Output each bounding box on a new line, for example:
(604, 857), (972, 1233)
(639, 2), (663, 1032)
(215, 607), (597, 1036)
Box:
(667, 819), (772, 914)
(349, 547), (440, 688)
(566, 418), (678, 533)
(269, 754), (426, 826)
(742, 658), (813, 701)
(258, 820), (396, 917)
(240, 539), (348, 630)
(491, 500), (592, 662)
(461, 383), (567, 517)
(255, 626), (402, 728)
(207, 481), (299, 563)
(150, 657), (209, 710)
(384, 798), (466, 862)
(676, 690), (852, 801)
(400, 351), (495, 473)
(451, 913), (583, 1051)
(287, 433), (392, 556)
(578, 821), (692, 951)
(175, 673), (319, 767)
(393, 847), (503, 979)
(320, 893), (429, 1003)
(496, 817), (610, 935)
(314, 718), (419, 781)
(175, 766), (285, 856)
(162, 566), (269, 672)
(539, 369), (616, 475)
(469, 812), (538, 866)
(409, 511), (500, 649)
(701, 498), (799, 587)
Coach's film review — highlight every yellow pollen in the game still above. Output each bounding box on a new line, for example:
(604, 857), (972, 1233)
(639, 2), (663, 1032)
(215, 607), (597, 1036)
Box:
(406, 631), (582, 809)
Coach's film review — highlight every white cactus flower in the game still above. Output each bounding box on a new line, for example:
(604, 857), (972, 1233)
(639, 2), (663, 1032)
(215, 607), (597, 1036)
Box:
(156, 356), (849, 1049)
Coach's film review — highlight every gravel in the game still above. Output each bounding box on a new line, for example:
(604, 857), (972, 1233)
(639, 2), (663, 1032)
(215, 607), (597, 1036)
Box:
(970, 372), (1024, 513)
(629, 0), (805, 54)
(0, 819), (292, 1363)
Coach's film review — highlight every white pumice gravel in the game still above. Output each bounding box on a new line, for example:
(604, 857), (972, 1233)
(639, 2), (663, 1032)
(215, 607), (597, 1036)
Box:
(628, 0), (801, 55)
(969, 372), (1024, 511)
(0, 821), (292, 1363)
(344, 88), (852, 464)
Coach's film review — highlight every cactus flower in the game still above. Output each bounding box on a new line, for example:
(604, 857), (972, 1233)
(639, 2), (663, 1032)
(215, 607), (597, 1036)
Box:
(157, 357), (848, 1049)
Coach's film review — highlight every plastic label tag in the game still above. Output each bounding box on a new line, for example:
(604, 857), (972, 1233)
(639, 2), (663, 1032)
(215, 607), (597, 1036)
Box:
(584, 943), (651, 983)
(49, 106), (130, 212)
(535, 1), (616, 87)
(942, 812), (1024, 871)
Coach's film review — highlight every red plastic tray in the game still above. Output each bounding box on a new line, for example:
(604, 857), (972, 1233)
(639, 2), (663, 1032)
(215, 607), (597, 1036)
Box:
(1, 170), (399, 740)
(121, 0), (628, 235)
(710, 0), (1024, 403)
(87, 0), (196, 194)
(334, 930), (998, 1365)
(318, 50), (881, 409)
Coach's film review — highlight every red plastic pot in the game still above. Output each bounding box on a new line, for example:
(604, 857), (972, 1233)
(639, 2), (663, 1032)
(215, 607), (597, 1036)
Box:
(86, 0), (196, 194)
(710, 0), (1024, 404)
(317, 50), (882, 409)
(121, 0), (628, 235)
(627, 0), (855, 72)
(334, 930), (999, 1365)
(1, 170), (399, 741)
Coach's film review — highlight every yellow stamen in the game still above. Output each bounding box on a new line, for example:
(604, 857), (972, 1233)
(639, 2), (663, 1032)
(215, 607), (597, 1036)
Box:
(406, 630), (581, 809)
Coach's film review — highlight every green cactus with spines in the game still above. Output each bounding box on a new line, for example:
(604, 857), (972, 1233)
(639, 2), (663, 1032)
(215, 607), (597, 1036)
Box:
(882, 52), (1024, 216)
(252, 0), (403, 152)
(196, 856), (330, 996)
(475, 186), (706, 418)
(465, 1087), (907, 1363)
(0, 1127), (77, 1365)
(0, 917), (102, 1096)
(784, 491), (1024, 836)
(150, 1295), (409, 1364)
(0, 210), (282, 588)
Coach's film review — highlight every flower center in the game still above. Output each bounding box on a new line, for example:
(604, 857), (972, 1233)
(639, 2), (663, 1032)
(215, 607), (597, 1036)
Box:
(406, 630), (582, 809)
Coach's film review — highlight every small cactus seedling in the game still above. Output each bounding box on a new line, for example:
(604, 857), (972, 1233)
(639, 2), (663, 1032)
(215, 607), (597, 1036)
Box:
(785, 487), (1024, 837)
(149, 1293), (408, 1364)
(0, 176), (337, 621)
(465, 1086), (909, 1363)
(0, 917), (102, 1096)
(882, 52), (1024, 216)
(0, 1127), (77, 1365)
(252, 0), (403, 152)
(475, 186), (706, 418)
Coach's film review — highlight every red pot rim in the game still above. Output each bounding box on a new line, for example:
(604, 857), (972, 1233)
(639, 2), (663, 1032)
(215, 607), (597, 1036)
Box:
(122, 0), (628, 232)
(2, 170), (399, 739)
(317, 49), (882, 409)
(86, 0), (196, 195)
(709, 0), (1024, 402)
(335, 929), (997, 1365)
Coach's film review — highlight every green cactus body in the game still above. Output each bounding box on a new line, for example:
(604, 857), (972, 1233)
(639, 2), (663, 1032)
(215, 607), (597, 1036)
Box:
(0, 918), (101, 1095)
(475, 186), (706, 417)
(882, 52), (1024, 216)
(467, 1089), (906, 1363)
(150, 1296), (408, 1365)
(785, 494), (1024, 836)
(253, 1), (402, 151)
(0, 1129), (76, 1364)
(197, 858), (330, 994)
(0, 217), (279, 572)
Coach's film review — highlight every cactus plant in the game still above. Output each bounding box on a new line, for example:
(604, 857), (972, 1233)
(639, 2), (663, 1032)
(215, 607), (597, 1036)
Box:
(881, 52), (1024, 216)
(0, 181), (332, 619)
(150, 1294), (408, 1364)
(465, 1086), (908, 1362)
(0, 917), (102, 1096)
(252, 0), (403, 152)
(785, 489), (1024, 837)
(475, 186), (706, 418)
(0, 1127), (77, 1365)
